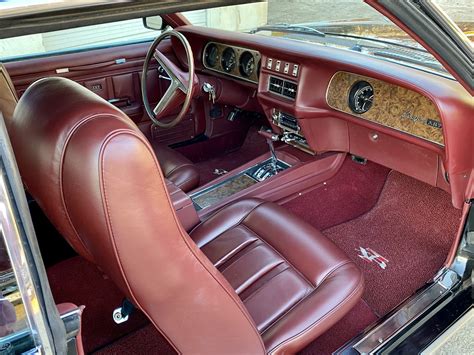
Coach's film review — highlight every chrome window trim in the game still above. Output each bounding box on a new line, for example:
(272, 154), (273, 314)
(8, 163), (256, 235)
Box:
(0, 113), (67, 353)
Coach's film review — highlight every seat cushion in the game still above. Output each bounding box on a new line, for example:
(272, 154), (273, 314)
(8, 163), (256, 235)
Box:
(190, 198), (363, 354)
(151, 141), (200, 192)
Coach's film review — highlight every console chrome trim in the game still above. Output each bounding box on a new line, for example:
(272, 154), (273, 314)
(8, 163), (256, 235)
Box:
(189, 158), (291, 210)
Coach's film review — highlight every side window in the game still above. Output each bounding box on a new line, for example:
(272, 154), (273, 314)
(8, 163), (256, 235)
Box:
(0, 18), (162, 60)
(182, 3), (268, 32)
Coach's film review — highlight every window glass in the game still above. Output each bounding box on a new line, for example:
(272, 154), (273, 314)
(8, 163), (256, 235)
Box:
(0, 18), (160, 60)
(435, 0), (473, 44)
(182, 1), (462, 76)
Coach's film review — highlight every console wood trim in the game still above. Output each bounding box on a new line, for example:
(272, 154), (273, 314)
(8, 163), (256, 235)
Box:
(326, 71), (444, 146)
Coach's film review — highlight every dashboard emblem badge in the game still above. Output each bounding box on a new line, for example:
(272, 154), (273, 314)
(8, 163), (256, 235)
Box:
(356, 247), (388, 270)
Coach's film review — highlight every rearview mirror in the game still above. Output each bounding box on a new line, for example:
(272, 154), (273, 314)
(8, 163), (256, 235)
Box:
(143, 15), (164, 30)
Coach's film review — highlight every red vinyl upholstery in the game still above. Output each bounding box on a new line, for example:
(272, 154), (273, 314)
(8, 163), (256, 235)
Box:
(191, 198), (363, 353)
(8, 77), (363, 354)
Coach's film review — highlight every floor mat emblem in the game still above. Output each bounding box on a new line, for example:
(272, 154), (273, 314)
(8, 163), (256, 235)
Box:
(213, 168), (228, 176)
(356, 247), (388, 270)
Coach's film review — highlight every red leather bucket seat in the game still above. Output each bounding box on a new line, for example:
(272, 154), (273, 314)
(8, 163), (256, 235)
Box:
(8, 77), (363, 354)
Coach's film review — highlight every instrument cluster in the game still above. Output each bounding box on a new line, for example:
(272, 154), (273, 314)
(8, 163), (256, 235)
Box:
(203, 42), (261, 84)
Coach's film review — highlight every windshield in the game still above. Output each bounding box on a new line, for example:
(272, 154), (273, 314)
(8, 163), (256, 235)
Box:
(182, 0), (473, 77)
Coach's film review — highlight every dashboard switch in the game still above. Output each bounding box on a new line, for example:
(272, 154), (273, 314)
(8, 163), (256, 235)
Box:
(284, 63), (290, 74)
(275, 60), (281, 71)
(267, 58), (273, 69)
(292, 64), (299, 77)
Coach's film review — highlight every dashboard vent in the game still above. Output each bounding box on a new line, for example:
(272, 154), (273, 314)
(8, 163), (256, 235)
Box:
(268, 76), (297, 100)
(269, 76), (284, 94)
(283, 81), (297, 99)
(278, 112), (299, 131)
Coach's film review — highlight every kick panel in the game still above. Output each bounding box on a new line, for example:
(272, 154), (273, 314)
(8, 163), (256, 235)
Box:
(326, 71), (444, 146)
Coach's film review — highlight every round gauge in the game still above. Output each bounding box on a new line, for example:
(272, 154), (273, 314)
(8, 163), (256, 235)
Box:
(348, 81), (374, 114)
(221, 47), (237, 73)
(204, 43), (219, 68)
(239, 51), (255, 77)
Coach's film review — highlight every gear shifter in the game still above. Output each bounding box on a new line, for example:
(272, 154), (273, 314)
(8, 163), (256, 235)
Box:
(258, 128), (280, 174)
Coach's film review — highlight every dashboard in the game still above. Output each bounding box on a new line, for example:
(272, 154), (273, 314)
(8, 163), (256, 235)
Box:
(177, 25), (473, 209)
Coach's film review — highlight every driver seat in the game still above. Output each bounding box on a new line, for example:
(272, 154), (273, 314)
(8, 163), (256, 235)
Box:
(9, 77), (363, 354)
(0, 64), (199, 192)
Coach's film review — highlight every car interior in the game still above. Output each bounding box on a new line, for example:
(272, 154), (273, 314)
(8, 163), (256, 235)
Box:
(0, 3), (472, 354)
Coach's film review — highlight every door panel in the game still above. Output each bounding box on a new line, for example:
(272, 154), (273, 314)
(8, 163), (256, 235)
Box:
(4, 40), (203, 146)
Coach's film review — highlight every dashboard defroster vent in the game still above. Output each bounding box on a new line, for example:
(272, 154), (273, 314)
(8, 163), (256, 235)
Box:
(269, 76), (284, 95)
(268, 76), (297, 100)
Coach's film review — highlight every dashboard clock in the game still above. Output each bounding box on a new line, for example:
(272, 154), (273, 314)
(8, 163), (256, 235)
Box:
(349, 81), (374, 114)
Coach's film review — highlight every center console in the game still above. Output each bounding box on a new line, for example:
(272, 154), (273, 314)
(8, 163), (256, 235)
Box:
(190, 158), (291, 210)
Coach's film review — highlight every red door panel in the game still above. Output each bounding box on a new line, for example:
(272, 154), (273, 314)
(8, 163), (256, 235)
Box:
(4, 40), (202, 146)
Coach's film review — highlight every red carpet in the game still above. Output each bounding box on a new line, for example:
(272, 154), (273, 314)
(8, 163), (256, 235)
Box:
(93, 325), (175, 355)
(322, 171), (462, 316)
(283, 158), (390, 230)
(47, 257), (153, 353)
(46, 159), (461, 354)
(299, 300), (378, 355)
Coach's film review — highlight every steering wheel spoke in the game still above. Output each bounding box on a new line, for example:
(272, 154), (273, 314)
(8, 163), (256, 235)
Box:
(153, 49), (188, 94)
(153, 80), (180, 116)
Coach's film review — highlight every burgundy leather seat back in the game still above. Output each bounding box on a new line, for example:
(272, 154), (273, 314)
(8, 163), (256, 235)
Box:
(9, 77), (265, 354)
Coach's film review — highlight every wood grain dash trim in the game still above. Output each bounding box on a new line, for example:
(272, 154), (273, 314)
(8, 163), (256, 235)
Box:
(326, 71), (444, 146)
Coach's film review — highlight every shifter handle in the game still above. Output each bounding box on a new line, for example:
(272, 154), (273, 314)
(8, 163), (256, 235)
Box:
(258, 128), (279, 142)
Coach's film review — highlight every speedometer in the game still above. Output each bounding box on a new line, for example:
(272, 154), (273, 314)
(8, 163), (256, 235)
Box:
(221, 47), (236, 73)
(239, 51), (255, 77)
(348, 81), (374, 114)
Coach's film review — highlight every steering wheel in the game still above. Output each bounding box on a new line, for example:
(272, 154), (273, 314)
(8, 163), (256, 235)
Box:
(141, 30), (197, 128)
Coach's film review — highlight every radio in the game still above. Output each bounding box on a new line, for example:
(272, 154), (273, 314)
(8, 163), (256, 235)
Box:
(272, 109), (314, 155)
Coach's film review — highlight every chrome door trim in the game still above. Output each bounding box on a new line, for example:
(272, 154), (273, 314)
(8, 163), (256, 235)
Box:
(0, 113), (67, 353)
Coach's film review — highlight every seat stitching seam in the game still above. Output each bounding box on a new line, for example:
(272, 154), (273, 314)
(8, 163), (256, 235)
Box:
(59, 112), (127, 259)
(242, 222), (315, 287)
(192, 200), (266, 247)
(100, 131), (265, 352)
(260, 262), (355, 336)
(241, 265), (291, 303)
(217, 239), (261, 273)
(259, 286), (315, 334)
(165, 162), (196, 176)
(268, 275), (364, 354)
(234, 259), (286, 296)
(98, 130), (180, 353)
(316, 260), (354, 287)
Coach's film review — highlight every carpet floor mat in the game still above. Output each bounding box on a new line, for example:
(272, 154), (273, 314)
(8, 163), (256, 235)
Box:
(283, 157), (390, 230)
(47, 257), (154, 354)
(322, 171), (462, 316)
(93, 325), (175, 355)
